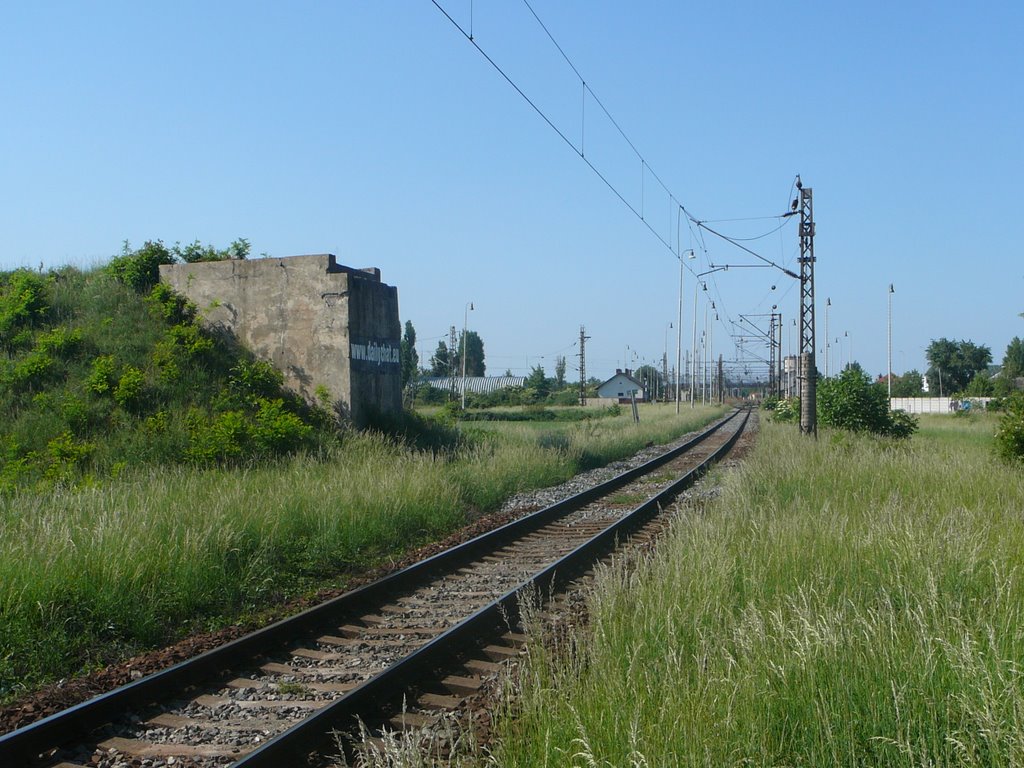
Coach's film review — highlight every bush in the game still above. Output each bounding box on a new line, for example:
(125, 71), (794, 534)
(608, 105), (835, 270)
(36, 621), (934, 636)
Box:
(185, 398), (313, 464)
(113, 366), (146, 409)
(87, 355), (118, 395)
(9, 349), (56, 391)
(229, 358), (285, 403)
(772, 397), (800, 423)
(106, 240), (176, 292)
(887, 409), (919, 439)
(818, 367), (917, 439)
(994, 392), (1024, 463)
(36, 326), (84, 358)
(44, 431), (94, 482)
(175, 237), (250, 263)
(152, 323), (214, 383)
(145, 283), (195, 325)
(251, 398), (312, 454)
(0, 270), (50, 350)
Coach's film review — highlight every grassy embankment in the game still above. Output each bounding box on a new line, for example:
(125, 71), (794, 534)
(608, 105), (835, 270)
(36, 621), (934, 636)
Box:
(0, 260), (727, 702)
(0, 403), (724, 701)
(494, 413), (1024, 767)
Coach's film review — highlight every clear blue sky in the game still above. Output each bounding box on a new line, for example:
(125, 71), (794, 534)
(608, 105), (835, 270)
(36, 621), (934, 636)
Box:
(2, 1), (1022, 383)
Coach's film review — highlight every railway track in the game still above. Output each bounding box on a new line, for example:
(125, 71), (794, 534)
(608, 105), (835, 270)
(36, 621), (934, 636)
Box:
(1, 407), (750, 768)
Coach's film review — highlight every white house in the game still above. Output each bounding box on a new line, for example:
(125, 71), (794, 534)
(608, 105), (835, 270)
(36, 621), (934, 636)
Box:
(597, 369), (646, 402)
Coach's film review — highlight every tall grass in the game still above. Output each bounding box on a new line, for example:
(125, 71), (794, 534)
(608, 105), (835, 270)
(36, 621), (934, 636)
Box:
(0, 404), (724, 700)
(494, 419), (1024, 767)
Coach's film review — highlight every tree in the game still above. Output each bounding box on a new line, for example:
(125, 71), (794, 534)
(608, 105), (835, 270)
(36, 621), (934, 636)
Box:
(925, 338), (992, 394)
(525, 364), (550, 400)
(890, 369), (925, 397)
(399, 320), (418, 389)
(554, 355), (567, 389)
(429, 340), (450, 377)
(457, 330), (485, 377)
(1003, 337), (1024, 382)
(964, 371), (994, 397)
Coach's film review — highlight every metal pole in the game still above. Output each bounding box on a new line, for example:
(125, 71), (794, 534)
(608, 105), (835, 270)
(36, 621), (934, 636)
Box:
(461, 301), (473, 409)
(702, 302), (708, 405)
(691, 281), (698, 407)
(676, 254), (684, 413)
(709, 309), (715, 402)
(888, 284), (894, 399)
(825, 298), (830, 378)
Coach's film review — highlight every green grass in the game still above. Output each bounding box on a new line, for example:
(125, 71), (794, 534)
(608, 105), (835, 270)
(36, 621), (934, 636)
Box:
(493, 419), (1024, 767)
(0, 399), (725, 700)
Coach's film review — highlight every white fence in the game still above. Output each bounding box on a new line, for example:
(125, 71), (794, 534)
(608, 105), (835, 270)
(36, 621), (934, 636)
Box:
(889, 397), (993, 414)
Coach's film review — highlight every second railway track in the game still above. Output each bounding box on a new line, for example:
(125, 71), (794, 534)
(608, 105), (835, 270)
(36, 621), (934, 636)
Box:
(1, 407), (751, 768)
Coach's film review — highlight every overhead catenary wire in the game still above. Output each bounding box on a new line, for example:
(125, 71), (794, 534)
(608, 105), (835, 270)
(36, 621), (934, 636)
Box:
(431, 1), (797, 369)
(430, 1), (695, 275)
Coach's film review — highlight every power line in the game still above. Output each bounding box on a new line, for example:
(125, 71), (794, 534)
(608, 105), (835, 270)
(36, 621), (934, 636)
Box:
(430, 0), (691, 273)
(431, 1), (794, 365)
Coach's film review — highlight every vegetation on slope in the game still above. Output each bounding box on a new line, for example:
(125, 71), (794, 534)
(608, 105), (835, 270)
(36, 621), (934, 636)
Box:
(0, 241), (334, 493)
(494, 416), (1024, 766)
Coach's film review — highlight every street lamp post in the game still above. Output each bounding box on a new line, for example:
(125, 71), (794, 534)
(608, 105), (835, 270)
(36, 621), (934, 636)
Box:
(676, 249), (695, 413)
(691, 281), (700, 407)
(461, 301), (474, 409)
(888, 284), (895, 399)
(692, 267), (727, 407)
(825, 297), (831, 378)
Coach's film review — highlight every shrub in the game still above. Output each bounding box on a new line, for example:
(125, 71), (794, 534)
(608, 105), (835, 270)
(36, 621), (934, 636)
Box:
(186, 409), (249, 463)
(36, 326), (84, 358)
(87, 355), (118, 395)
(106, 240), (176, 292)
(145, 283), (195, 324)
(887, 409), (919, 440)
(152, 323), (214, 383)
(252, 398), (312, 454)
(0, 269), (49, 350)
(167, 323), (213, 359)
(10, 349), (56, 391)
(113, 366), (146, 408)
(229, 358), (285, 403)
(818, 367), (917, 439)
(994, 392), (1024, 463)
(772, 397), (800, 423)
(175, 237), (250, 263)
(44, 431), (94, 482)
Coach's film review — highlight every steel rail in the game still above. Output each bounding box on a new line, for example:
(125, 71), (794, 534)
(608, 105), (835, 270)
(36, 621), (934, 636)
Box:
(235, 407), (751, 766)
(0, 407), (742, 765)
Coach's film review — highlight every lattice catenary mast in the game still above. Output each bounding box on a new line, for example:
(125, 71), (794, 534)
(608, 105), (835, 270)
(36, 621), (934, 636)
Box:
(797, 179), (817, 436)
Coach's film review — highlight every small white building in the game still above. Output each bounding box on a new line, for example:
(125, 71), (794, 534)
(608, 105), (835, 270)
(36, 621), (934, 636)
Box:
(597, 369), (646, 402)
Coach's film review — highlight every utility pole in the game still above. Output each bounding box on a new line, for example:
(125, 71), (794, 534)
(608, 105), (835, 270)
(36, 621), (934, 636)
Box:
(768, 312), (776, 397)
(578, 325), (590, 406)
(718, 354), (724, 404)
(797, 178), (817, 437)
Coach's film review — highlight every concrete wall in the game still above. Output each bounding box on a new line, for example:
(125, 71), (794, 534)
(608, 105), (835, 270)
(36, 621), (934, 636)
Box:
(159, 254), (401, 426)
(889, 397), (993, 414)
